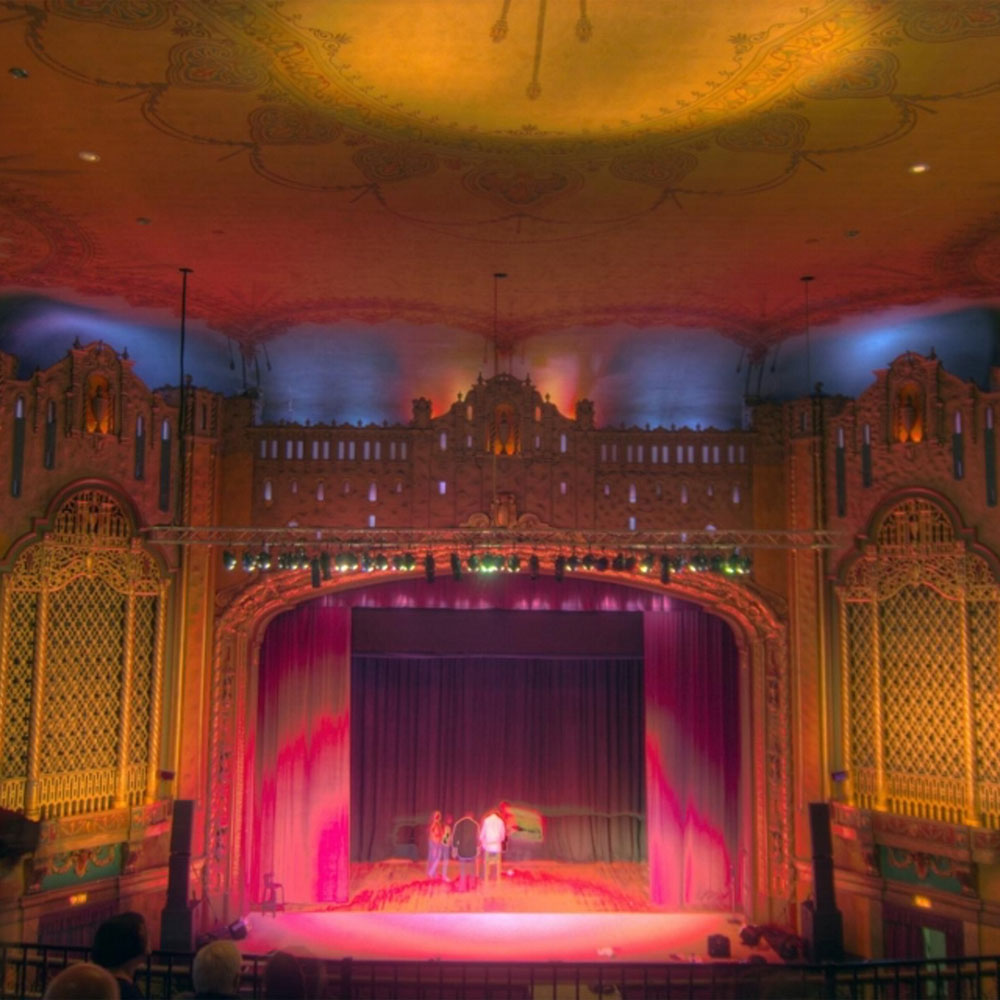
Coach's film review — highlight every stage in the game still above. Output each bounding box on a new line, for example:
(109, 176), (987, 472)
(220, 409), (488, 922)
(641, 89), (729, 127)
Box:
(241, 861), (772, 963)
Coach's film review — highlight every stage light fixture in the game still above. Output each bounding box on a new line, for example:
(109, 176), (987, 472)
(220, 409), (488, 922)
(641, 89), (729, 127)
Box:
(222, 551), (237, 571)
(257, 550), (272, 571)
(595, 556), (609, 572)
(554, 555), (566, 582)
(467, 554), (480, 572)
(320, 552), (332, 580)
(227, 918), (249, 941)
(374, 553), (389, 571)
(242, 552), (256, 572)
(508, 554), (520, 572)
(310, 557), (321, 588)
(640, 552), (655, 574)
(529, 554), (540, 579)
(625, 555), (637, 572)
(450, 552), (462, 579)
(424, 553), (435, 582)
(567, 554), (579, 572)
(582, 553), (594, 570)
(612, 553), (624, 572)
(659, 554), (671, 584)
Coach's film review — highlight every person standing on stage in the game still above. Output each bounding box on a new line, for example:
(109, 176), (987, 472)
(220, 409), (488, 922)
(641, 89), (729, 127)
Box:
(427, 810), (445, 877)
(440, 813), (453, 881)
(450, 812), (479, 891)
(480, 806), (506, 884)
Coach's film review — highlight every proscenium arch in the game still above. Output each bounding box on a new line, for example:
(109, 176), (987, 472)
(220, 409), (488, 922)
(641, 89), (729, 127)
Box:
(207, 545), (790, 923)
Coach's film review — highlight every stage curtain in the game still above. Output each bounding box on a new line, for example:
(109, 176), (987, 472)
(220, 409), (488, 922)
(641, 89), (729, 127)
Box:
(351, 655), (645, 864)
(253, 603), (351, 903)
(644, 609), (740, 908)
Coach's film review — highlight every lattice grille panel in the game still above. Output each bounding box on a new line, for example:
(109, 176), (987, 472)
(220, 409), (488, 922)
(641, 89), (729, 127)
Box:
(876, 498), (955, 549)
(1, 592), (36, 780)
(41, 579), (125, 776)
(971, 602), (1000, 785)
(845, 602), (876, 771)
(880, 586), (964, 780)
(129, 597), (156, 766)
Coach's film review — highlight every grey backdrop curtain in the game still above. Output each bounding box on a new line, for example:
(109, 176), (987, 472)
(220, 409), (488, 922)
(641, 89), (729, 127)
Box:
(350, 654), (646, 863)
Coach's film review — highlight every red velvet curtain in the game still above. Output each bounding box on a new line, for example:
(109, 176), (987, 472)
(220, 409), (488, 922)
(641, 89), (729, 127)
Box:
(644, 609), (740, 909)
(253, 604), (351, 903)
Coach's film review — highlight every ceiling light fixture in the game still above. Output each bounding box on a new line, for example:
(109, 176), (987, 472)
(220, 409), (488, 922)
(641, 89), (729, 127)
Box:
(8, 67), (28, 79)
(77, 151), (100, 163)
(908, 163), (929, 174)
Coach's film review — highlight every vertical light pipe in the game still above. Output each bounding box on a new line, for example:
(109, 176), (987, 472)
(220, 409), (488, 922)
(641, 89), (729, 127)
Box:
(115, 590), (137, 808)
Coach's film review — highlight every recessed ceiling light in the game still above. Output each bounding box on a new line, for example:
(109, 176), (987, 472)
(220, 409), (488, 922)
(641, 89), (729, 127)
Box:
(8, 67), (28, 79)
(78, 150), (100, 163)
(908, 163), (929, 174)
(136, 217), (151, 225)
(845, 229), (860, 238)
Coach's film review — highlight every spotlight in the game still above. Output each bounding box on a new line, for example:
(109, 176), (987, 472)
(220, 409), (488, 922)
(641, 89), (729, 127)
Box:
(467, 554), (479, 572)
(310, 557), (321, 588)
(227, 918), (249, 941)
(612, 553), (624, 572)
(659, 554), (671, 584)
(374, 554), (389, 571)
(257, 550), (272, 571)
(582, 553), (594, 570)
(529, 554), (540, 579)
(508, 554), (520, 572)
(424, 553), (435, 582)
(567, 555), (579, 572)
(242, 552), (256, 572)
(624, 555), (637, 572)
(320, 552), (332, 580)
(640, 552), (655, 574)
(222, 551), (237, 571)
(450, 553), (462, 580)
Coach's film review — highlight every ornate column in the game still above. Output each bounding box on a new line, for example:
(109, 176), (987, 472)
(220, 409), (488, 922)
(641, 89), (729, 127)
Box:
(145, 582), (169, 803)
(24, 561), (49, 820)
(115, 592), (136, 808)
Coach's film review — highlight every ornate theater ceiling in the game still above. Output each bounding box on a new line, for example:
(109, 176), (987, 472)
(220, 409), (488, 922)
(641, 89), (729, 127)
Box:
(2, 1), (1000, 426)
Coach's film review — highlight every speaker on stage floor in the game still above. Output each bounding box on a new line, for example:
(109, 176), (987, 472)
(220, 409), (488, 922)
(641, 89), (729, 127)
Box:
(160, 799), (195, 953)
(707, 933), (731, 958)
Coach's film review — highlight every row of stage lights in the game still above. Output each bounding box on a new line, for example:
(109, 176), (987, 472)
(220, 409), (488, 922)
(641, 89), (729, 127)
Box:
(222, 548), (752, 586)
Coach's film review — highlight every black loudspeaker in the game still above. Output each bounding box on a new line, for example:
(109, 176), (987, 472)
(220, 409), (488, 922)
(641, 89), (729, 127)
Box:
(807, 802), (844, 962)
(0, 806), (41, 860)
(707, 934), (731, 958)
(160, 799), (195, 953)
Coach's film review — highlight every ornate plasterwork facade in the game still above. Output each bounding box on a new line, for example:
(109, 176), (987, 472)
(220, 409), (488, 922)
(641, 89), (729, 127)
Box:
(3, 342), (1000, 956)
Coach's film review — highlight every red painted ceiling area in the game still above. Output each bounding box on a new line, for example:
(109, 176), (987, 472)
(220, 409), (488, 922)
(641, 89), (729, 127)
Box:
(2, 2), (999, 426)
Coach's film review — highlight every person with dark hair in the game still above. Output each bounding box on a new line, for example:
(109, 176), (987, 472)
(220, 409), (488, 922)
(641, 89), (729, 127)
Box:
(91, 911), (148, 999)
(43, 962), (119, 999)
(263, 950), (305, 999)
(450, 812), (479, 892)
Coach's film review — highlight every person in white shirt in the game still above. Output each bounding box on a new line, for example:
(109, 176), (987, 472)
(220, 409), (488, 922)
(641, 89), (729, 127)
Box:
(479, 807), (506, 883)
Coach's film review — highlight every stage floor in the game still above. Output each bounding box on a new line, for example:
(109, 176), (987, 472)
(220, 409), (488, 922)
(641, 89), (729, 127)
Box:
(243, 861), (772, 963)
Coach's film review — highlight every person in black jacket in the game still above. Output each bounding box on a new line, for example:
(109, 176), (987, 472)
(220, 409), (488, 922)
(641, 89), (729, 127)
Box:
(450, 812), (479, 892)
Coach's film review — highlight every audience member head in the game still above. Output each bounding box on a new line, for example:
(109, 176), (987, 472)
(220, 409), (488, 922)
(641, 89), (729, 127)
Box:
(192, 939), (242, 998)
(263, 950), (305, 999)
(92, 911), (148, 976)
(43, 962), (120, 999)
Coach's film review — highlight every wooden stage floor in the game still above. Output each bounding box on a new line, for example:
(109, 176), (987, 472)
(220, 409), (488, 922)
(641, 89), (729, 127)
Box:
(242, 861), (772, 963)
